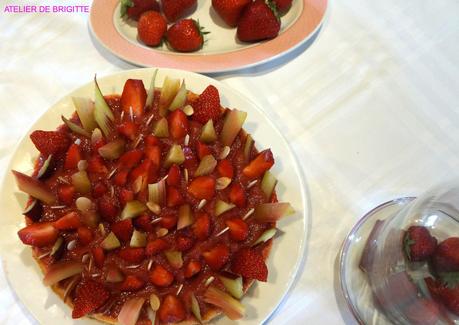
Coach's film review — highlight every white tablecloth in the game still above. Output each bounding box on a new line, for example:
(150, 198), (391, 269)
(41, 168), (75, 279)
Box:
(1, 0), (458, 323)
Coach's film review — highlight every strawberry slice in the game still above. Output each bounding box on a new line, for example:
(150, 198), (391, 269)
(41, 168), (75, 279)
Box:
(145, 134), (159, 146)
(111, 219), (133, 243)
(167, 186), (184, 207)
(54, 211), (81, 230)
(225, 218), (248, 241)
(176, 235), (194, 251)
(119, 247), (145, 264)
(114, 170), (129, 186)
(229, 182), (246, 208)
(217, 159), (234, 178)
(242, 149), (274, 179)
(98, 195), (119, 222)
(129, 159), (152, 192)
(118, 150), (143, 170)
(17, 222), (59, 247)
(119, 188), (134, 206)
(133, 214), (154, 232)
(30, 130), (70, 155)
(188, 176), (215, 200)
(146, 238), (169, 256)
(157, 294), (186, 323)
(64, 144), (82, 169)
(203, 243), (230, 271)
(92, 182), (107, 198)
(149, 264), (174, 287)
(184, 260), (201, 278)
(120, 275), (145, 292)
(192, 212), (211, 240)
(87, 155), (108, 174)
(117, 121), (138, 141)
(144, 145), (161, 167)
(72, 279), (110, 318)
(167, 165), (181, 186)
(57, 185), (75, 206)
(191, 85), (222, 124)
(120, 79), (147, 118)
(92, 246), (105, 268)
(168, 109), (189, 139)
(196, 141), (211, 160)
(77, 226), (93, 245)
(230, 248), (268, 281)
(160, 213), (178, 230)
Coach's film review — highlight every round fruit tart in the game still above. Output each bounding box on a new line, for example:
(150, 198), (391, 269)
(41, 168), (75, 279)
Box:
(12, 72), (294, 324)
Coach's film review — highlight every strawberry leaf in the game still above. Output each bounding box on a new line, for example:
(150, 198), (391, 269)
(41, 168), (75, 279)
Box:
(439, 272), (459, 289)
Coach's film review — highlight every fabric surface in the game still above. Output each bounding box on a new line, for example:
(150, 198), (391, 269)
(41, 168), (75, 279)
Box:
(0, 0), (458, 323)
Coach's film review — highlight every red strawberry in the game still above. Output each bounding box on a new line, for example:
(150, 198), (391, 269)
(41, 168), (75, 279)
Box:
(54, 211), (81, 230)
(87, 155), (108, 174)
(217, 159), (234, 178)
(92, 182), (107, 198)
(160, 213), (178, 229)
(120, 79), (147, 118)
(117, 121), (138, 141)
(229, 182), (246, 207)
(64, 144), (81, 169)
(196, 141), (212, 160)
(167, 165), (181, 186)
(145, 238), (169, 256)
(212, 0), (251, 27)
(98, 195), (119, 222)
(137, 10), (167, 46)
(58, 185), (75, 205)
(202, 243), (230, 271)
(92, 246), (105, 268)
(129, 159), (151, 187)
(161, 0), (196, 22)
(158, 294), (186, 323)
(77, 227), (93, 245)
(166, 19), (205, 52)
(230, 247), (268, 281)
(121, 0), (160, 20)
(168, 108), (189, 139)
(72, 279), (110, 318)
(272, 0), (292, 14)
(426, 277), (459, 316)
(133, 214), (154, 232)
(145, 134), (159, 146)
(188, 176), (215, 200)
(119, 188), (134, 206)
(120, 275), (145, 291)
(119, 150), (143, 169)
(225, 218), (248, 241)
(149, 264), (174, 287)
(114, 170), (129, 186)
(144, 145), (161, 167)
(167, 186), (184, 207)
(433, 237), (459, 273)
(17, 222), (59, 247)
(184, 260), (201, 278)
(237, 0), (280, 42)
(403, 226), (437, 262)
(30, 130), (70, 155)
(191, 85), (222, 124)
(111, 219), (133, 243)
(192, 212), (211, 240)
(176, 235), (194, 251)
(242, 149), (274, 179)
(119, 247), (146, 264)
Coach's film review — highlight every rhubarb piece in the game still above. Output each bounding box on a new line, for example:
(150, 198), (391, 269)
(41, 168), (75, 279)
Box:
(149, 293), (160, 311)
(190, 293), (202, 323)
(243, 149), (274, 179)
(145, 69), (158, 108)
(261, 171), (277, 199)
(61, 116), (91, 137)
(252, 228), (277, 246)
(200, 119), (217, 143)
(30, 130), (70, 155)
(203, 286), (245, 320)
(130, 229), (147, 247)
(120, 79), (147, 118)
(168, 80), (187, 111)
(216, 177), (232, 190)
(225, 218), (248, 241)
(100, 232), (121, 250)
(164, 250), (183, 269)
(18, 222), (58, 247)
(37, 154), (53, 179)
(121, 200), (147, 220)
(91, 128), (103, 147)
(13, 170), (55, 204)
(153, 117), (169, 137)
(168, 109), (189, 139)
(72, 279), (110, 318)
(188, 176), (215, 200)
(98, 139), (125, 160)
(243, 134), (254, 161)
(220, 109), (247, 146)
(50, 236), (64, 259)
(164, 144), (185, 168)
(254, 202), (294, 222)
(94, 77), (115, 137)
(215, 200), (236, 217)
(203, 243), (230, 271)
(23, 199), (43, 221)
(403, 226), (437, 262)
(106, 266), (124, 283)
(71, 170), (91, 194)
(158, 294), (186, 323)
(72, 97), (97, 132)
(231, 247), (268, 281)
(54, 211), (81, 230)
(194, 154), (217, 177)
(148, 178), (166, 206)
(184, 260), (201, 278)
(43, 261), (83, 286)
(149, 264), (174, 287)
(159, 76), (181, 116)
(219, 275), (243, 299)
(177, 204), (193, 230)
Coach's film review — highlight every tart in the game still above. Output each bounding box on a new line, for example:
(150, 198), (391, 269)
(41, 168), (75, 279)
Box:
(13, 72), (294, 324)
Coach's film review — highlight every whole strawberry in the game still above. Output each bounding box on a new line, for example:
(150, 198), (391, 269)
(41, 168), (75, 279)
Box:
(120, 0), (160, 21)
(425, 277), (459, 316)
(191, 85), (222, 123)
(212, 0), (251, 27)
(166, 19), (206, 52)
(137, 10), (167, 46)
(272, 0), (292, 14)
(403, 226), (437, 262)
(161, 0), (196, 22)
(237, 0), (281, 42)
(432, 237), (459, 273)
(30, 130), (70, 155)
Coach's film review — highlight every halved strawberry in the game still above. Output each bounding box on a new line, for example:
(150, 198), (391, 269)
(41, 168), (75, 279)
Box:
(129, 159), (152, 191)
(92, 181), (107, 198)
(119, 188), (134, 206)
(118, 150), (143, 170)
(98, 195), (119, 222)
(58, 185), (75, 206)
(133, 214), (154, 232)
(146, 238), (169, 256)
(120, 275), (145, 292)
(119, 247), (145, 264)
(184, 260), (201, 278)
(167, 186), (184, 207)
(145, 134), (159, 146)
(30, 130), (70, 155)
(217, 159), (234, 178)
(160, 213), (178, 230)
(168, 109), (189, 139)
(225, 219), (248, 241)
(229, 183), (246, 208)
(167, 165), (181, 186)
(17, 222), (59, 247)
(144, 145), (161, 167)
(230, 248), (268, 281)
(176, 235), (194, 251)
(120, 79), (147, 118)
(196, 141), (211, 160)
(72, 279), (110, 318)
(77, 226), (93, 245)
(92, 246), (105, 268)
(149, 264), (174, 287)
(203, 243), (230, 271)
(64, 144), (82, 169)
(242, 149), (274, 179)
(188, 176), (215, 200)
(87, 155), (108, 174)
(192, 212), (211, 240)
(114, 169), (129, 186)
(54, 211), (81, 230)
(157, 294), (186, 323)
(191, 85), (222, 124)
(111, 219), (134, 243)
(117, 121), (138, 141)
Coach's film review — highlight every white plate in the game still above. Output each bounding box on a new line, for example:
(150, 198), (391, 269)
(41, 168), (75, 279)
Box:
(0, 68), (308, 324)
